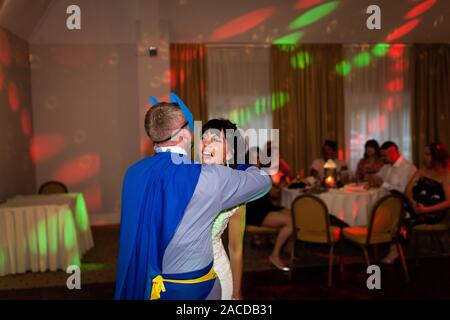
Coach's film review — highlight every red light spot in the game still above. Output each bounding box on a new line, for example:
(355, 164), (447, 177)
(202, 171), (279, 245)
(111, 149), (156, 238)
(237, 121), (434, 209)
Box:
(82, 183), (102, 213)
(199, 46), (205, 58)
(0, 30), (12, 66)
(170, 68), (185, 87)
(294, 0), (325, 10)
(384, 97), (393, 112)
(140, 138), (154, 157)
(52, 153), (100, 186)
(30, 134), (68, 164)
(391, 59), (407, 73)
(338, 150), (344, 161)
(388, 44), (406, 58)
(385, 19), (421, 42)
(379, 115), (385, 130)
(8, 82), (20, 112)
(157, 94), (170, 102)
(355, 134), (362, 149)
(21, 109), (32, 137)
(0, 64), (4, 92)
(210, 7), (275, 41)
(386, 78), (404, 92)
(404, 0), (436, 20)
(163, 70), (171, 84)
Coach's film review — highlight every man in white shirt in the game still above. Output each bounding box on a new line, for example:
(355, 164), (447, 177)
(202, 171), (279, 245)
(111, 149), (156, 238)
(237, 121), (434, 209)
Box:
(369, 141), (417, 265)
(369, 141), (417, 193)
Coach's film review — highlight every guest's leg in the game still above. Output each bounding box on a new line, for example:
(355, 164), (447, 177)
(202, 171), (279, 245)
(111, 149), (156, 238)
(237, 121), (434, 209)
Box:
(261, 209), (292, 268)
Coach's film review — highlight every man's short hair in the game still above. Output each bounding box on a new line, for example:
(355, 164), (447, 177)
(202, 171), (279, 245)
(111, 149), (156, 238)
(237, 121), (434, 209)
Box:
(380, 141), (399, 152)
(144, 102), (185, 144)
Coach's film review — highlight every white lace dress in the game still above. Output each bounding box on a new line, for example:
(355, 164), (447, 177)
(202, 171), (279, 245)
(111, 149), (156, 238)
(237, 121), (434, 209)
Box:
(212, 207), (239, 300)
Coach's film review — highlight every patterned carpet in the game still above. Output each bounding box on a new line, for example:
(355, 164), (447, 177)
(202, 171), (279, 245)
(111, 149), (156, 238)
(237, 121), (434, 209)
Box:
(0, 224), (449, 292)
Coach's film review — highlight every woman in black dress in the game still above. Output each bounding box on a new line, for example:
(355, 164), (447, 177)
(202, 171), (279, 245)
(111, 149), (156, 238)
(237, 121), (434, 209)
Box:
(383, 143), (450, 263)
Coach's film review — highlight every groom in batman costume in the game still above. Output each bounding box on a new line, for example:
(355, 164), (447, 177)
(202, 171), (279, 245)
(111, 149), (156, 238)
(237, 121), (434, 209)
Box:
(115, 93), (271, 300)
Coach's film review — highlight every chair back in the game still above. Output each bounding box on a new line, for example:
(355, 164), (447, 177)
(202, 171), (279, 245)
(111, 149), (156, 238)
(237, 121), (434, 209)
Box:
(367, 194), (403, 245)
(38, 181), (68, 194)
(291, 194), (331, 243)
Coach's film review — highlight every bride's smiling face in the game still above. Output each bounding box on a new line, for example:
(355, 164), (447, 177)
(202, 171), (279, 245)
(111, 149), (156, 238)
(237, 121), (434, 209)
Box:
(201, 129), (228, 165)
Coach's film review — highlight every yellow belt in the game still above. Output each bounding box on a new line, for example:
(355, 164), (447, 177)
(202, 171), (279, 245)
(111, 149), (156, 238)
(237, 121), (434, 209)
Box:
(150, 267), (217, 300)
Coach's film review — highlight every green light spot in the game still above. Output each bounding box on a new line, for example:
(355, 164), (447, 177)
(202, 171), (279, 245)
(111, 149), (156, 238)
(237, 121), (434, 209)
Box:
(273, 31), (304, 45)
(63, 210), (81, 266)
(353, 52), (371, 67)
(291, 51), (311, 69)
(231, 110), (239, 124)
(280, 93), (286, 107)
(336, 60), (351, 76)
(76, 194), (89, 232)
(38, 220), (48, 259)
(239, 109), (246, 125)
(261, 96), (267, 113)
(246, 107), (252, 124)
(0, 249), (6, 274)
(289, 1), (340, 30)
(372, 43), (390, 57)
(255, 99), (260, 115)
(81, 263), (106, 272)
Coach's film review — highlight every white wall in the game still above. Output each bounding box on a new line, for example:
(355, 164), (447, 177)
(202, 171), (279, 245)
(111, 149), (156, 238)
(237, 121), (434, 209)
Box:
(29, 0), (170, 221)
(0, 26), (35, 202)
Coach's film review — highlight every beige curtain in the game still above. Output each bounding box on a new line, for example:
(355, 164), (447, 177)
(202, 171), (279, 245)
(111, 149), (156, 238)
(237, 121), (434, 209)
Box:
(411, 44), (450, 165)
(170, 43), (208, 124)
(271, 44), (345, 176)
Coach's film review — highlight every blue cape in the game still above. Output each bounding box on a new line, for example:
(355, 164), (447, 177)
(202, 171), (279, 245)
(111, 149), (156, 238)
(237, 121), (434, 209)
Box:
(114, 152), (201, 300)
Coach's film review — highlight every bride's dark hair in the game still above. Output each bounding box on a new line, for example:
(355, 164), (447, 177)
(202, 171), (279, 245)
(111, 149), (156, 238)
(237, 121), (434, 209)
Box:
(202, 119), (247, 169)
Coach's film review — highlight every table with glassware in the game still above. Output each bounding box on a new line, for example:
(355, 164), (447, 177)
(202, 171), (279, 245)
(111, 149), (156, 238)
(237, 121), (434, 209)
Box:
(0, 193), (94, 276)
(281, 185), (388, 226)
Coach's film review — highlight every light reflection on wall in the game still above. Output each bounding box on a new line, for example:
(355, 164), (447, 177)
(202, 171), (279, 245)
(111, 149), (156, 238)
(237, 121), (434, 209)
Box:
(7, 82), (20, 114)
(294, 0), (325, 10)
(273, 1), (340, 44)
(29, 134), (68, 164)
(21, 108), (31, 137)
(210, 7), (275, 41)
(288, 1), (339, 30)
(51, 153), (100, 186)
(404, 0), (436, 20)
(0, 63), (4, 92)
(81, 182), (102, 216)
(0, 29), (12, 66)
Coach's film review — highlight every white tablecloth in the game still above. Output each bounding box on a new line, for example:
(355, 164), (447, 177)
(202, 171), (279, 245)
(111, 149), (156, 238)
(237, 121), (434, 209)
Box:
(281, 187), (388, 226)
(0, 193), (94, 276)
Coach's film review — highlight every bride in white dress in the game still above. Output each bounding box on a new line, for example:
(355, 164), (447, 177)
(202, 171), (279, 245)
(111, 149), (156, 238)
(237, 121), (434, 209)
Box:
(201, 119), (247, 300)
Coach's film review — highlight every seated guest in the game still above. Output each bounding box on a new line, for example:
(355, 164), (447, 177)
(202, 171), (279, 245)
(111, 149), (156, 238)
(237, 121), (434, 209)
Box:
(310, 140), (348, 181)
(246, 147), (293, 272)
(263, 141), (293, 206)
(369, 141), (417, 193)
(355, 139), (384, 182)
(382, 143), (450, 263)
(264, 140), (293, 185)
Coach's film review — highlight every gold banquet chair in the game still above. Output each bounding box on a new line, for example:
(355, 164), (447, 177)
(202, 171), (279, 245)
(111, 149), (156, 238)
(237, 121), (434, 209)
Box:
(412, 212), (449, 264)
(341, 194), (409, 282)
(290, 195), (341, 287)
